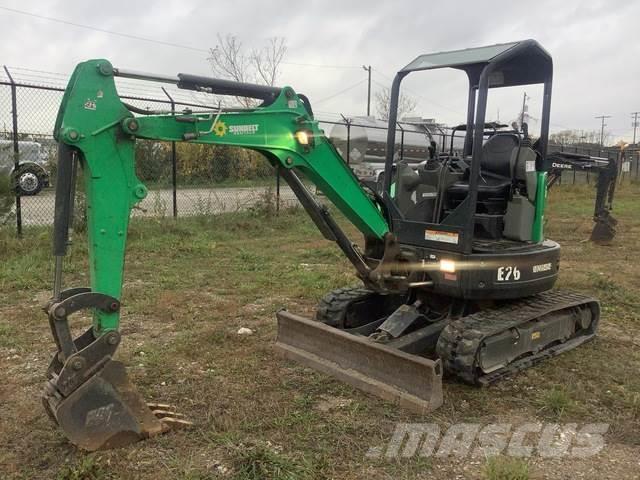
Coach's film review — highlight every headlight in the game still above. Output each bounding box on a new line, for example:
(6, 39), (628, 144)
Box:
(439, 259), (456, 273)
(295, 130), (311, 145)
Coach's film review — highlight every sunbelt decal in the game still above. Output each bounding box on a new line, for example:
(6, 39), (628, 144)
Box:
(212, 121), (260, 137)
(229, 124), (259, 135)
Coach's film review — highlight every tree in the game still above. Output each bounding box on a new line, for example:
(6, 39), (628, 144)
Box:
(549, 129), (609, 146)
(375, 87), (418, 121)
(207, 34), (287, 107)
(203, 34), (288, 183)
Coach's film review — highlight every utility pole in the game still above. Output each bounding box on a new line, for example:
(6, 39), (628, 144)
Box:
(631, 111), (639, 145)
(519, 92), (528, 128)
(595, 115), (611, 147)
(362, 65), (371, 117)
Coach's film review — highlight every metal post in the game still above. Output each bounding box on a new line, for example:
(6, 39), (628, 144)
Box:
(340, 114), (351, 165)
(362, 65), (371, 116)
(519, 92), (528, 127)
(397, 122), (405, 160)
(162, 87), (178, 218)
(276, 165), (281, 215)
(4, 66), (22, 236)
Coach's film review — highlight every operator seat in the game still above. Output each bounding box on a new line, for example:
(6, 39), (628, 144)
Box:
(446, 133), (520, 213)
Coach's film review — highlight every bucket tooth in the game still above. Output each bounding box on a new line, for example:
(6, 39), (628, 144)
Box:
(275, 310), (443, 414)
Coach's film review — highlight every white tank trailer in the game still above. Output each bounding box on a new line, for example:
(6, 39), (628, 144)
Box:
(328, 116), (464, 186)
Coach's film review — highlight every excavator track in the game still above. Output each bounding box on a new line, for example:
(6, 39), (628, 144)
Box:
(436, 290), (600, 385)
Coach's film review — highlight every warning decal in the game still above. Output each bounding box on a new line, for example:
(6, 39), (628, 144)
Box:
(425, 229), (459, 244)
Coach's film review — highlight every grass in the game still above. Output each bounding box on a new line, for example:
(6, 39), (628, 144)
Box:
(226, 441), (317, 480)
(0, 183), (639, 479)
(536, 385), (576, 419)
(55, 456), (108, 480)
(483, 456), (529, 480)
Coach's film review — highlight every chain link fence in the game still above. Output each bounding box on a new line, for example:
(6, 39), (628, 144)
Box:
(1, 66), (638, 236)
(0, 66), (297, 235)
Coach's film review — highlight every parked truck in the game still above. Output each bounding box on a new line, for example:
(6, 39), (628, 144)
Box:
(0, 139), (51, 195)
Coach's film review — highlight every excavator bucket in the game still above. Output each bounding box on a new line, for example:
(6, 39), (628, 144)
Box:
(275, 310), (443, 413)
(43, 360), (175, 451)
(590, 212), (618, 245)
(43, 295), (193, 451)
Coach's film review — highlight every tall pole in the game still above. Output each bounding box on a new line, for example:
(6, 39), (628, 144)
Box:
(520, 92), (528, 127)
(632, 111), (639, 145)
(362, 65), (371, 117)
(595, 115), (611, 147)
(3, 66), (22, 236)
(161, 87), (178, 218)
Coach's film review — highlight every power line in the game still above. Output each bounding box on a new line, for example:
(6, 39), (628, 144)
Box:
(370, 77), (459, 115)
(631, 111), (639, 145)
(0, 6), (361, 70)
(314, 79), (366, 105)
(372, 69), (460, 114)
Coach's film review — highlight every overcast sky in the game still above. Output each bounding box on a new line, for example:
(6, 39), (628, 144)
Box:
(1, 0), (638, 142)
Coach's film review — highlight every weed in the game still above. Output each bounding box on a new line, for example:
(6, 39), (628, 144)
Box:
(537, 385), (574, 418)
(483, 456), (529, 480)
(193, 194), (214, 217)
(248, 185), (277, 218)
(0, 173), (15, 227)
(227, 441), (316, 480)
(56, 456), (107, 480)
(151, 191), (168, 217)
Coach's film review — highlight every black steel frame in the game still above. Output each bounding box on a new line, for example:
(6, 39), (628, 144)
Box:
(382, 40), (554, 254)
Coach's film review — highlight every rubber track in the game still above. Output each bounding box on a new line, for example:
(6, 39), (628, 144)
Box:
(436, 290), (599, 385)
(315, 287), (375, 327)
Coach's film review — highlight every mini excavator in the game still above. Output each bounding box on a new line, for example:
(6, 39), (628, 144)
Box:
(44, 40), (617, 450)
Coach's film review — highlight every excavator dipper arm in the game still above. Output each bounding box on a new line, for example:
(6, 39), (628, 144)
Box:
(546, 151), (618, 244)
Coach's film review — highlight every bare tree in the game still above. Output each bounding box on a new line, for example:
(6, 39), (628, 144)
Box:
(375, 87), (418, 121)
(251, 37), (287, 87)
(208, 34), (287, 107)
(549, 129), (609, 146)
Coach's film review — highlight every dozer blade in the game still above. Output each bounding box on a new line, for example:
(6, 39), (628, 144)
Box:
(44, 360), (189, 451)
(275, 310), (443, 414)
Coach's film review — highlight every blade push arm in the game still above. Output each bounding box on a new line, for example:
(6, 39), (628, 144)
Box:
(53, 59), (391, 335)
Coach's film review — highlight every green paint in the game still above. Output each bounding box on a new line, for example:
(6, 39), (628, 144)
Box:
(55, 59), (390, 333)
(532, 171), (547, 242)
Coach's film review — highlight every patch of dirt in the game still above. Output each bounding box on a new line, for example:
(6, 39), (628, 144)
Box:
(315, 395), (354, 412)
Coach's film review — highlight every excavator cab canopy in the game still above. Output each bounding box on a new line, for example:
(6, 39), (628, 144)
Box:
(400, 40), (552, 86)
(382, 39), (553, 253)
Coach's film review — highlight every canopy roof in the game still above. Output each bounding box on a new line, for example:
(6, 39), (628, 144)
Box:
(400, 39), (552, 88)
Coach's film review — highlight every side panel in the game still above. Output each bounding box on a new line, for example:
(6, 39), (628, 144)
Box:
(409, 240), (560, 300)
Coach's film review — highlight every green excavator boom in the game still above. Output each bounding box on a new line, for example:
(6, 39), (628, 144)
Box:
(53, 59), (389, 333)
